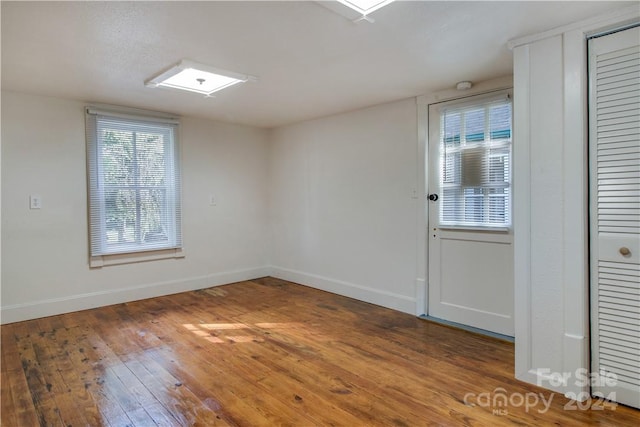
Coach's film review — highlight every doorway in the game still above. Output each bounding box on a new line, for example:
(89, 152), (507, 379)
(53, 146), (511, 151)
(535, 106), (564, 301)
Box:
(426, 90), (514, 337)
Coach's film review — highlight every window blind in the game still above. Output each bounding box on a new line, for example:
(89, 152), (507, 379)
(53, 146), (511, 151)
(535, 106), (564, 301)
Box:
(86, 109), (182, 257)
(439, 95), (512, 228)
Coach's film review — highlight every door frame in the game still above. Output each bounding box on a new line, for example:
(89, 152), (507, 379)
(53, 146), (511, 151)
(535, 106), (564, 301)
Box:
(416, 75), (514, 318)
(426, 90), (515, 336)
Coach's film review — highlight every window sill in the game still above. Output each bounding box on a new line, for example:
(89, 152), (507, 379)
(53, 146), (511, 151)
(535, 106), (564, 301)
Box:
(90, 247), (185, 268)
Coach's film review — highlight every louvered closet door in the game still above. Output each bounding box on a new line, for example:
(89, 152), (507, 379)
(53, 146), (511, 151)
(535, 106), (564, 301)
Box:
(589, 25), (640, 409)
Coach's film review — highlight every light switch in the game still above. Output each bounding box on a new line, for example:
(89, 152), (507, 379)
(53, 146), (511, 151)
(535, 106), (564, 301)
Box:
(30, 195), (42, 209)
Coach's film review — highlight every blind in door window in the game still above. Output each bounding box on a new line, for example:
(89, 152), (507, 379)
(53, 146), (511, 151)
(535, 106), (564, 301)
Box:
(439, 97), (512, 228)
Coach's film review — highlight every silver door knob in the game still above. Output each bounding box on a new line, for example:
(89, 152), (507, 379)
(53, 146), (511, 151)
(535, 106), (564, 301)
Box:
(619, 247), (631, 256)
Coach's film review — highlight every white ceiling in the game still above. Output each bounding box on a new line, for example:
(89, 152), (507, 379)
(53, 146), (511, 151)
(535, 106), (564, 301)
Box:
(1, 1), (633, 128)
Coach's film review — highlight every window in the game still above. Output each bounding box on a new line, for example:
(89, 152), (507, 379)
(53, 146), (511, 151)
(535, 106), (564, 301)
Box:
(439, 94), (512, 228)
(86, 108), (182, 262)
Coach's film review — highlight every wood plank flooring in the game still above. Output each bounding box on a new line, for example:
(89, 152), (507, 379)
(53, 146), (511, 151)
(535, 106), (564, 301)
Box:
(1, 277), (638, 426)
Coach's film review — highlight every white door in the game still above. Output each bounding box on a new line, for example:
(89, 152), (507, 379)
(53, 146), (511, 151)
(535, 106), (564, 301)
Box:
(589, 25), (640, 409)
(427, 91), (514, 337)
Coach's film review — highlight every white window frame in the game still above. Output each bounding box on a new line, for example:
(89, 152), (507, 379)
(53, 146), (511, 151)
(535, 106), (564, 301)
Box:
(86, 106), (184, 267)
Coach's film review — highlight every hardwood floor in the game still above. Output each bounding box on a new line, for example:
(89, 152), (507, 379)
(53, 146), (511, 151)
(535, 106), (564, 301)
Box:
(1, 277), (638, 426)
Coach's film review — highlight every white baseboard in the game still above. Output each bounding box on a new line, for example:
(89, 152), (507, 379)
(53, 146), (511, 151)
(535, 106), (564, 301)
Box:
(517, 356), (590, 401)
(518, 368), (588, 400)
(2, 266), (418, 324)
(515, 334), (590, 400)
(270, 266), (416, 315)
(0, 266), (271, 324)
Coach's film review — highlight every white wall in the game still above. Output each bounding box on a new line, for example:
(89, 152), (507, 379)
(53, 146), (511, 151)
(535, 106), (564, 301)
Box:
(1, 92), (424, 323)
(269, 99), (421, 314)
(1, 91), (271, 323)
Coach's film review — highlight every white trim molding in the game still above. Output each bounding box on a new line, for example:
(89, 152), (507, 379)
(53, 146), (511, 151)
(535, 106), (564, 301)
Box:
(415, 278), (426, 316)
(1, 266), (271, 324)
(270, 266), (417, 315)
(415, 95), (428, 318)
(513, 42), (533, 387)
(90, 248), (185, 268)
(507, 4), (640, 50)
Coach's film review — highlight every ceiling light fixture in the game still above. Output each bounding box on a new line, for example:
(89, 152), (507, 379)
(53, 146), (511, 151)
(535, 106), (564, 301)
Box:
(456, 81), (473, 91)
(145, 60), (254, 96)
(336, 0), (395, 23)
